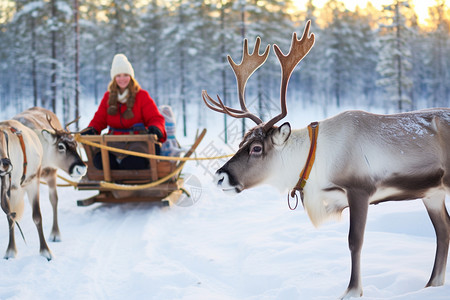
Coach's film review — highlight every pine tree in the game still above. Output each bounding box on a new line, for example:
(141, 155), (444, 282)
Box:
(293, 0), (320, 108)
(320, 0), (357, 108)
(79, 0), (111, 103)
(353, 4), (379, 108)
(427, 0), (450, 107)
(139, 0), (167, 104)
(376, 0), (415, 112)
(1, 0), (450, 119)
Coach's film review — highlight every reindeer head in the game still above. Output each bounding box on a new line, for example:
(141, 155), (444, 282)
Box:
(43, 115), (87, 179)
(202, 20), (315, 194)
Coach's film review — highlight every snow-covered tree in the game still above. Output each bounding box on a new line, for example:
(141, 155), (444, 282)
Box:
(426, 0), (450, 107)
(291, 0), (320, 108)
(320, 0), (359, 108)
(139, 0), (168, 104)
(1, 0), (449, 121)
(243, 0), (295, 122)
(353, 4), (379, 108)
(376, 0), (415, 112)
(79, 0), (113, 104)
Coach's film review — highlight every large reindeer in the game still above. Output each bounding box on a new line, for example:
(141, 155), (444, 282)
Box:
(13, 107), (87, 242)
(0, 120), (52, 260)
(202, 20), (450, 299)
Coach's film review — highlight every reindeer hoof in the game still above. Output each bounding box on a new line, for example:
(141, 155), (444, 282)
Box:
(340, 287), (363, 299)
(4, 249), (17, 260)
(426, 276), (445, 287)
(49, 232), (61, 242)
(40, 249), (53, 261)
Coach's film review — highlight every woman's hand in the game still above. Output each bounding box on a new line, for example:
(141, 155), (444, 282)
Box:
(147, 126), (163, 139)
(80, 127), (98, 135)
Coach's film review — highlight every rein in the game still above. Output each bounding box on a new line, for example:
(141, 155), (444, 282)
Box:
(0, 130), (12, 177)
(288, 121), (319, 210)
(0, 131), (12, 217)
(0, 131), (26, 244)
(9, 127), (27, 185)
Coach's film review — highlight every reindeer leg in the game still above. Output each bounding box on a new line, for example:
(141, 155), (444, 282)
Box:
(1, 176), (16, 259)
(3, 198), (16, 259)
(45, 168), (61, 242)
(341, 189), (369, 299)
(29, 186), (52, 261)
(4, 215), (16, 259)
(422, 191), (450, 287)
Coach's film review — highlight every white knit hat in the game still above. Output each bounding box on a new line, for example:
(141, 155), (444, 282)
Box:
(110, 54), (135, 79)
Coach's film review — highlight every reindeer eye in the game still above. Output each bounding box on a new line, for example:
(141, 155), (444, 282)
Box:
(57, 143), (66, 152)
(250, 143), (263, 156)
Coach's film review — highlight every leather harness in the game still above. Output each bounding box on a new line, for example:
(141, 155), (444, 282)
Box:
(9, 127), (27, 185)
(289, 121), (319, 210)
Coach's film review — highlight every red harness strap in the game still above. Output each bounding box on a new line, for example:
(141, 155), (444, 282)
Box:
(289, 122), (319, 209)
(10, 127), (27, 185)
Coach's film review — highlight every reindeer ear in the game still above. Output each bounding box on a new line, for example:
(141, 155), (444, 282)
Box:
(272, 122), (291, 146)
(41, 129), (56, 144)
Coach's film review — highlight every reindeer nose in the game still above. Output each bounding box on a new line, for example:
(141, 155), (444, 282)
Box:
(70, 164), (87, 178)
(216, 172), (225, 186)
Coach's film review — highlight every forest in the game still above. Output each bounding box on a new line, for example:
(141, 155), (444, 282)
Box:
(0, 0), (449, 131)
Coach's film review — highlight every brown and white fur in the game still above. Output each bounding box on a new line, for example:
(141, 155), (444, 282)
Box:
(13, 107), (87, 242)
(0, 120), (51, 260)
(215, 109), (450, 298)
(203, 21), (450, 299)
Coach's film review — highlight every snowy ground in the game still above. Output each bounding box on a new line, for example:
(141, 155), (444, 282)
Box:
(0, 102), (449, 300)
(0, 166), (449, 300)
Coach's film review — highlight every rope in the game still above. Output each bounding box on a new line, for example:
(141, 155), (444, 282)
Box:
(39, 175), (78, 187)
(39, 181), (73, 187)
(60, 130), (229, 191)
(40, 170), (184, 190)
(75, 134), (233, 161)
(57, 175), (78, 187)
(98, 161), (186, 190)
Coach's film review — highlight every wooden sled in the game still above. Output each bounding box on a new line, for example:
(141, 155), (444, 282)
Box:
(76, 129), (206, 206)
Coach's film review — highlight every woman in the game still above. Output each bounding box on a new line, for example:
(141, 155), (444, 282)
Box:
(84, 53), (167, 170)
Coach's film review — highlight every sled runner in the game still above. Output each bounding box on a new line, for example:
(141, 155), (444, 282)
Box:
(75, 129), (206, 206)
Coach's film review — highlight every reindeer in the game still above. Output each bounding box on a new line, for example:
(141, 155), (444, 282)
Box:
(202, 20), (450, 299)
(0, 120), (52, 260)
(13, 107), (87, 242)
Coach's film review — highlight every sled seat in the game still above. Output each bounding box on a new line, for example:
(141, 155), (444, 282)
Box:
(75, 129), (206, 206)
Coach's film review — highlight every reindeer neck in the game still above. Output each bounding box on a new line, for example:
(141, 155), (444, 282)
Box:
(272, 127), (312, 192)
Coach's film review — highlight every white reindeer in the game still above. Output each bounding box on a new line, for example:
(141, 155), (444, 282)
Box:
(0, 120), (52, 260)
(202, 20), (450, 299)
(13, 107), (87, 242)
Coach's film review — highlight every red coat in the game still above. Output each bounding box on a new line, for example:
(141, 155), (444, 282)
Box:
(88, 89), (167, 142)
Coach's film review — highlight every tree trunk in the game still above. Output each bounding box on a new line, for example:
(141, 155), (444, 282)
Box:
(31, 16), (38, 107)
(51, 0), (57, 112)
(74, 0), (80, 130)
(179, 0), (187, 137)
(220, 1), (227, 143)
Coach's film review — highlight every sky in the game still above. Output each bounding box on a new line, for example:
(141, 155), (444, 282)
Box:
(294, 0), (433, 25)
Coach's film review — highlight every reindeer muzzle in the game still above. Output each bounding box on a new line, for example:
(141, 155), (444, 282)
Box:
(214, 170), (243, 194)
(69, 162), (87, 179)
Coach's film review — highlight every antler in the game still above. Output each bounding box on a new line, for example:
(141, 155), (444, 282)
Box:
(46, 114), (62, 134)
(202, 36), (270, 125)
(263, 20), (315, 131)
(46, 114), (84, 135)
(65, 116), (81, 132)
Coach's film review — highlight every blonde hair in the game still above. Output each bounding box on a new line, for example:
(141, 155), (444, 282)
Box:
(107, 76), (141, 119)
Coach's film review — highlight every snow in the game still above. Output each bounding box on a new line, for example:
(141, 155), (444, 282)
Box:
(0, 103), (449, 300)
